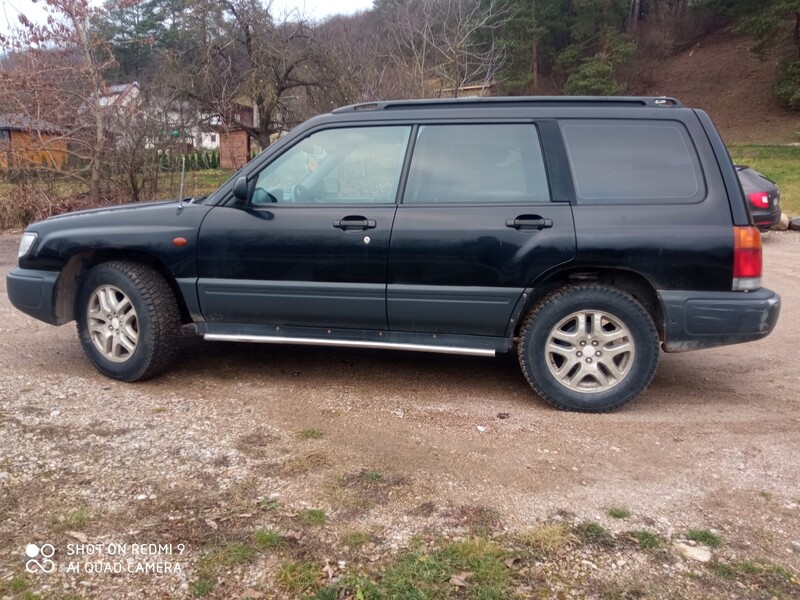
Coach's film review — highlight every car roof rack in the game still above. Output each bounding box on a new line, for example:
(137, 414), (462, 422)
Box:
(333, 96), (683, 113)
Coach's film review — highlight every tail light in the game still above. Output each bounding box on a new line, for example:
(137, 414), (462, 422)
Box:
(748, 192), (770, 208)
(732, 226), (762, 291)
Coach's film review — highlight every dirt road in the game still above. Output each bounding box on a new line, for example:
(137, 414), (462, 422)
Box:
(1, 231), (798, 599)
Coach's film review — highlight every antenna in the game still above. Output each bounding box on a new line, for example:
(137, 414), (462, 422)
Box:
(178, 155), (186, 208)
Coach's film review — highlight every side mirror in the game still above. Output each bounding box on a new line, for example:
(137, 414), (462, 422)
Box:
(233, 176), (249, 202)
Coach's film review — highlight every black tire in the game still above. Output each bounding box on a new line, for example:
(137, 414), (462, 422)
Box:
(517, 284), (659, 412)
(76, 261), (181, 381)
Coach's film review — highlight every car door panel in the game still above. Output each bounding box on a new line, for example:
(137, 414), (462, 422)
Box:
(387, 122), (576, 336)
(197, 204), (394, 328)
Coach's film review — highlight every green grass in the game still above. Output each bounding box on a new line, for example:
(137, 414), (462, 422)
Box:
(191, 578), (214, 597)
(10, 577), (27, 593)
(628, 530), (662, 549)
(298, 427), (324, 440)
(686, 529), (723, 548)
(729, 145), (800, 216)
(362, 470), (384, 483)
(216, 542), (254, 565)
(343, 538), (514, 599)
(275, 560), (319, 594)
(50, 508), (90, 532)
(607, 506), (631, 519)
(297, 508), (327, 526)
(253, 528), (287, 550)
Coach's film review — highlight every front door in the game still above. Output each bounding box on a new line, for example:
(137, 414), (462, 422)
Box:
(197, 125), (412, 329)
(388, 123), (576, 337)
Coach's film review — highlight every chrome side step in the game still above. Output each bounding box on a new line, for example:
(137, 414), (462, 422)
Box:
(203, 333), (496, 357)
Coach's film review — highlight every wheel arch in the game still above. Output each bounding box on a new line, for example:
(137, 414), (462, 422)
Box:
(512, 267), (664, 341)
(54, 250), (191, 325)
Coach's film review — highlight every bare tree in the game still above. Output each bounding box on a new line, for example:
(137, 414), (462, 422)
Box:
(167, 0), (349, 149)
(383, 0), (508, 98)
(0, 0), (115, 204)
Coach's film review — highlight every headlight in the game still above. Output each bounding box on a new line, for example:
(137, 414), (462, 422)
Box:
(18, 232), (38, 258)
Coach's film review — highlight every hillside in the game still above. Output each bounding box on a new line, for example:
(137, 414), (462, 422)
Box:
(642, 29), (800, 144)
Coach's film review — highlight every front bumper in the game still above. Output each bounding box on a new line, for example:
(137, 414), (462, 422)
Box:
(659, 288), (780, 352)
(6, 268), (60, 325)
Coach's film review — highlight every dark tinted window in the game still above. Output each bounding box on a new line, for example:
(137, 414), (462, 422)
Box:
(403, 124), (550, 204)
(560, 120), (705, 203)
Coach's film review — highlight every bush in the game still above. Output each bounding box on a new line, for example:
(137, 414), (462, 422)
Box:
(774, 59), (800, 110)
(564, 57), (623, 96)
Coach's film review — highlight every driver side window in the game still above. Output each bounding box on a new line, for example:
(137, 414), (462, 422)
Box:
(253, 126), (411, 205)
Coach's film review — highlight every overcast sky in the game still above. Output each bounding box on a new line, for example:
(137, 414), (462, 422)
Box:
(0, 0), (374, 35)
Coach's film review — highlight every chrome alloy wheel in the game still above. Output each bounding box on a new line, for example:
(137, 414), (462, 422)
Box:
(545, 310), (635, 393)
(86, 285), (139, 362)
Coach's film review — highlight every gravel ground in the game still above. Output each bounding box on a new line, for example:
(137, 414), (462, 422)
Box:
(0, 231), (799, 599)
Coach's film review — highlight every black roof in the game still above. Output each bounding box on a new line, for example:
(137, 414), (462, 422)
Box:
(333, 96), (683, 113)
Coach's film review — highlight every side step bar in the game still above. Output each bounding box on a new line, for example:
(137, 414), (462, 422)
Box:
(203, 333), (496, 357)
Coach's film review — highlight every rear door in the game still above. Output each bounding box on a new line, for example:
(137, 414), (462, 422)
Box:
(387, 122), (576, 336)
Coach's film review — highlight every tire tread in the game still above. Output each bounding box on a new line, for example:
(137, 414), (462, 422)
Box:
(517, 283), (659, 412)
(76, 261), (181, 381)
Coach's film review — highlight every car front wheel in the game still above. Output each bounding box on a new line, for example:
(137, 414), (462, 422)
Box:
(517, 284), (659, 412)
(76, 261), (181, 381)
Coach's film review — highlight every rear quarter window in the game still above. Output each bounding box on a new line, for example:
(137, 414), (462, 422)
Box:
(560, 119), (705, 204)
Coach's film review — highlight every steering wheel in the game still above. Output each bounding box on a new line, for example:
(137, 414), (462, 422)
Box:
(292, 184), (310, 202)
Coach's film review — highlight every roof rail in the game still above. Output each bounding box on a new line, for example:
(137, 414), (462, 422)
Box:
(333, 96), (683, 113)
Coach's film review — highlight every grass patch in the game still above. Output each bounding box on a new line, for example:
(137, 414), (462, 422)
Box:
(50, 508), (90, 532)
(216, 542), (254, 565)
(344, 538), (513, 599)
(709, 561), (735, 579)
(518, 523), (574, 556)
(607, 506), (631, 519)
(275, 560), (319, 594)
(9, 576), (28, 592)
(575, 521), (613, 546)
(362, 470), (384, 483)
(297, 508), (327, 526)
(628, 530), (662, 549)
(298, 427), (324, 440)
(191, 577), (214, 597)
(259, 497), (282, 511)
(342, 530), (372, 548)
(729, 145), (800, 216)
(254, 528), (287, 550)
(686, 528), (723, 548)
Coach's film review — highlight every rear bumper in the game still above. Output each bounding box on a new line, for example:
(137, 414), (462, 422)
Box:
(6, 268), (60, 325)
(752, 207), (782, 231)
(659, 288), (780, 352)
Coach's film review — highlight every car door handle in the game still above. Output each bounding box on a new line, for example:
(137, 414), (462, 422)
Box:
(333, 216), (377, 231)
(505, 215), (553, 230)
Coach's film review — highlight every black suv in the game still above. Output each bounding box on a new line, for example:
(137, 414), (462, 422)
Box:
(7, 97), (781, 412)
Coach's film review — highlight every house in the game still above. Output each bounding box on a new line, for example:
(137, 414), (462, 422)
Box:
(99, 82), (140, 112)
(214, 104), (255, 170)
(0, 114), (67, 170)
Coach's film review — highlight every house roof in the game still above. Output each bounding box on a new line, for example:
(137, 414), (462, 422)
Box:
(0, 114), (63, 134)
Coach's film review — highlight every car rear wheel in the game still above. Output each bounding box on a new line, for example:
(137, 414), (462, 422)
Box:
(517, 284), (659, 412)
(76, 261), (181, 381)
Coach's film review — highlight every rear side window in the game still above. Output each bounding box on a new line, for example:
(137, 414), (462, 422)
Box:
(560, 120), (705, 204)
(403, 124), (550, 204)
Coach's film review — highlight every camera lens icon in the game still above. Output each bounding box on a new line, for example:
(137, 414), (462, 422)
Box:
(25, 543), (56, 573)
